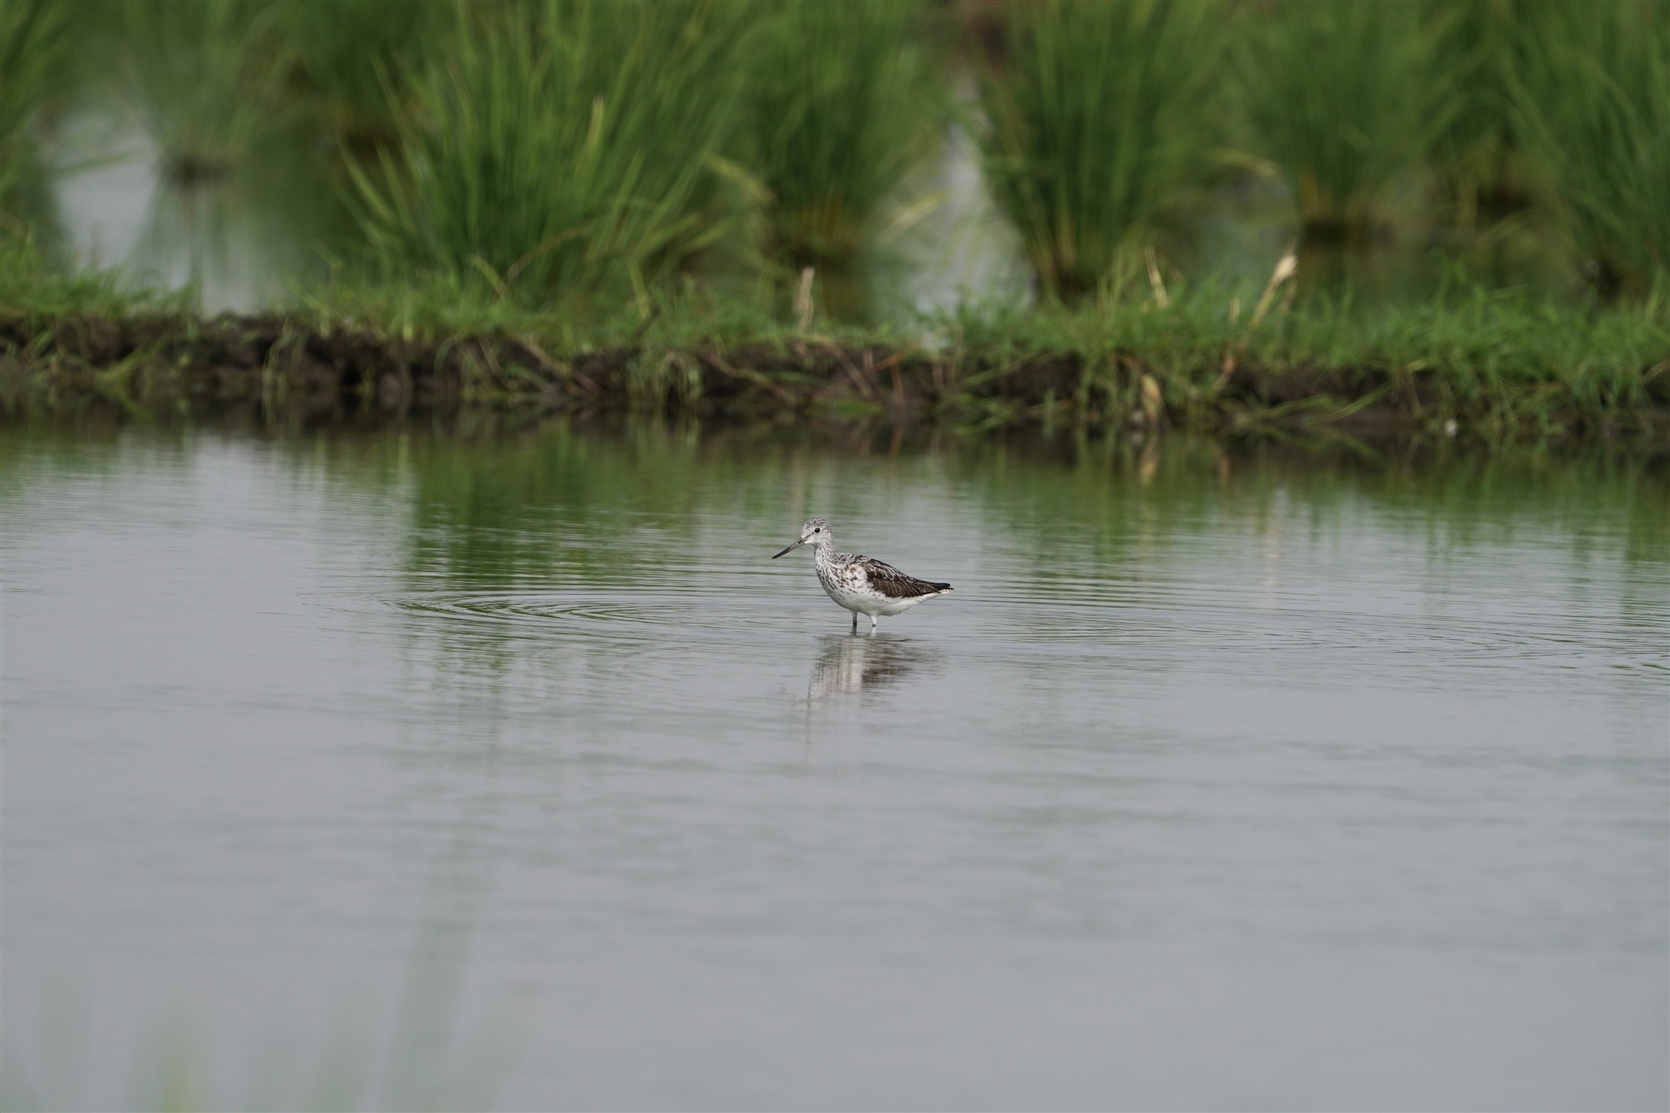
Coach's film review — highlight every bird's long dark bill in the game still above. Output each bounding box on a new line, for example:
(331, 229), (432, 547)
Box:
(772, 539), (805, 559)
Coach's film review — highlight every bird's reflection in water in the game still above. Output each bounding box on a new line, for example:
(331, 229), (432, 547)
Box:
(805, 634), (945, 706)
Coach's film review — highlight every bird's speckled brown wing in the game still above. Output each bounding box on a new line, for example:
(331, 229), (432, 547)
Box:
(860, 557), (951, 598)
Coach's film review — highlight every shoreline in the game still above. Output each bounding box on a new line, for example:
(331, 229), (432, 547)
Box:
(2, 304), (1667, 444)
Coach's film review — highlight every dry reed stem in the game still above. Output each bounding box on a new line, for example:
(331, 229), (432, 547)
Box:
(794, 267), (816, 332)
(1145, 246), (1170, 308)
(1248, 251), (1298, 331)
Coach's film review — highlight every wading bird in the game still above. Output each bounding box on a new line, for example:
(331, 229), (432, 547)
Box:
(772, 517), (952, 633)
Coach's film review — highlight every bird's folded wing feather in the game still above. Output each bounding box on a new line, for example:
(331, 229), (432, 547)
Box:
(860, 558), (952, 598)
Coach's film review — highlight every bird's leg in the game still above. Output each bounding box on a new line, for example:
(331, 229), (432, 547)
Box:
(851, 610), (858, 634)
(869, 613), (878, 633)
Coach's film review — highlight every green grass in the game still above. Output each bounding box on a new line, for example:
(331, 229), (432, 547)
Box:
(106, 0), (291, 182)
(7, 0), (1670, 351)
(281, 0), (437, 144)
(738, 0), (946, 270)
(0, 0), (71, 214)
(13, 0), (1670, 312)
(947, 275), (1669, 437)
(3, 221), (1664, 440)
(0, 225), (182, 314)
(349, 0), (748, 305)
(976, 0), (1228, 300)
(1425, 0), (1543, 225)
(1510, 0), (1670, 295)
(1237, 0), (1459, 238)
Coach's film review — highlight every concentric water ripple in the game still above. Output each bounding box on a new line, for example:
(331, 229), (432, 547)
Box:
(383, 577), (1651, 694)
(388, 586), (801, 645)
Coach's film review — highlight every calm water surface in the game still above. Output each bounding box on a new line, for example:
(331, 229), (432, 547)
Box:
(2, 422), (1666, 1110)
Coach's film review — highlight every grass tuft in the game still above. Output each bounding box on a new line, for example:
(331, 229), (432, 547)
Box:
(1423, 0), (1575, 228)
(0, 0), (71, 214)
(281, 0), (437, 146)
(976, 0), (1227, 301)
(108, 0), (291, 183)
(350, 0), (747, 304)
(1510, 0), (1670, 295)
(739, 0), (946, 270)
(1237, 0), (1458, 239)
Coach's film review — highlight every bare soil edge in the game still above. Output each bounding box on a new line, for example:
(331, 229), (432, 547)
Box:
(2, 310), (1666, 440)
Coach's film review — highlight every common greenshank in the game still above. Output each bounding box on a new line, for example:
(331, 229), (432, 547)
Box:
(772, 517), (952, 633)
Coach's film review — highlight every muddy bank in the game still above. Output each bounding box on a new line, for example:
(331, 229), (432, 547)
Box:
(2, 310), (1665, 440)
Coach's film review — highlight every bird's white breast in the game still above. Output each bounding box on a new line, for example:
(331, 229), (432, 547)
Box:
(814, 555), (934, 616)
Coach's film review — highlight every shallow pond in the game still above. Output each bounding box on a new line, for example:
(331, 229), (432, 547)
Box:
(2, 421), (1665, 1110)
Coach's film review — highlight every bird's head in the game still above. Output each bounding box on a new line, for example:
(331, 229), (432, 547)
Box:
(773, 517), (831, 558)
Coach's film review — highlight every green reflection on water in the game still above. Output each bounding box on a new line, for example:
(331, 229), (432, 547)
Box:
(258, 419), (1668, 585)
(3, 418), (1662, 600)
(4, 417), (1662, 538)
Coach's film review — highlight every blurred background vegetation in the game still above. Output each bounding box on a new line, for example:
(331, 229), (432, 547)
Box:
(0, 0), (1665, 319)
